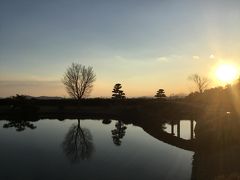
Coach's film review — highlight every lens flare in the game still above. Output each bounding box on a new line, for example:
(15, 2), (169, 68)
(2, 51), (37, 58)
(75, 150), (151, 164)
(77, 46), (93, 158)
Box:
(215, 64), (238, 83)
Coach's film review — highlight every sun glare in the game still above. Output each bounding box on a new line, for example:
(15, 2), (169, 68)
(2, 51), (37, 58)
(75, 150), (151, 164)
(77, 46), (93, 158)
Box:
(215, 64), (238, 83)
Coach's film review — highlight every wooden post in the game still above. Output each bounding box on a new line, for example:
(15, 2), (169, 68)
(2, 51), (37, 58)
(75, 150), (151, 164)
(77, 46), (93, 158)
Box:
(190, 120), (194, 139)
(171, 120), (174, 135)
(177, 121), (180, 137)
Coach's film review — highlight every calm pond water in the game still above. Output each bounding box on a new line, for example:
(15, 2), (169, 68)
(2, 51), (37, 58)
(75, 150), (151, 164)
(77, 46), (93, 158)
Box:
(0, 119), (194, 180)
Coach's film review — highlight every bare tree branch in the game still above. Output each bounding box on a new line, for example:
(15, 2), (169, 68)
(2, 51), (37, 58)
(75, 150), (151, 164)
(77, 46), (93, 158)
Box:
(62, 63), (96, 99)
(188, 74), (210, 93)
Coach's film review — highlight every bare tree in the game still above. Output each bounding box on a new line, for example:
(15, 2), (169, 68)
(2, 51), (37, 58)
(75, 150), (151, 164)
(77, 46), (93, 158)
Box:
(62, 63), (96, 99)
(188, 74), (209, 93)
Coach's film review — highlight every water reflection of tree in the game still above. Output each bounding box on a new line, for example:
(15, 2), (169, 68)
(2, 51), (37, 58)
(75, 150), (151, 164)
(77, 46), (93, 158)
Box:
(2, 95), (39, 131)
(102, 119), (112, 125)
(111, 120), (127, 146)
(62, 119), (94, 163)
(3, 114), (38, 132)
(3, 120), (36, 131)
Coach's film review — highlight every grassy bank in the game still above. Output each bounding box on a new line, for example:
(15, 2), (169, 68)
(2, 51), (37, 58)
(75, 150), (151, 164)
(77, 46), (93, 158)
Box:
(0, 98), (201, 121)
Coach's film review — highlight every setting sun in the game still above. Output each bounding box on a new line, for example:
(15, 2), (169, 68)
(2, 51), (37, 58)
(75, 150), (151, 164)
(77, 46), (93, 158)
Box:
(215, 64), (238, 83)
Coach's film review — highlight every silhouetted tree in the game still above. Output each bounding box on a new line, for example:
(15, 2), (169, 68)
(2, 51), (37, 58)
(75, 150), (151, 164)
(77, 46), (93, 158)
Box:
(62, 119), (94, 163)
(111, 120), (127, 146)
(62, 63), (96, 99)
(12, 94), (28, 100)
(112, 83), (126, 99)
(188, 74), (209, 93)
(155, 89), (166, 98)
(10, 94), (39, 114)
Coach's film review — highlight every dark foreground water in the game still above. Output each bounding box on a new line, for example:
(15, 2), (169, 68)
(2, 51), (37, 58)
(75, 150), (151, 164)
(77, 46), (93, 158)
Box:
(0, 119), (194, 180)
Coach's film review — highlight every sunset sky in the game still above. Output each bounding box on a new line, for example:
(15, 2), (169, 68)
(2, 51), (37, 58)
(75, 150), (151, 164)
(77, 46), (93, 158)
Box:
(1, 0), (240, 97)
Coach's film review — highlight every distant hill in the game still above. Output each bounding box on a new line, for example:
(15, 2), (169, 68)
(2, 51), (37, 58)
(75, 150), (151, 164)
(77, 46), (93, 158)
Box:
(34, 96), (63, 100)
(0, 95), (63, 100)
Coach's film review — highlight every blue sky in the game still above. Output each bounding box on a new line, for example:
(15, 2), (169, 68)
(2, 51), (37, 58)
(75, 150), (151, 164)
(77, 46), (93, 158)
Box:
(1, 0), (240, 97)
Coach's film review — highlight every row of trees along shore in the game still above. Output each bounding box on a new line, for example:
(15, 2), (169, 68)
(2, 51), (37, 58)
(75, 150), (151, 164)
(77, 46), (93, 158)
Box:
(62, 63), (239, 101)
(62, 63), (167, 99)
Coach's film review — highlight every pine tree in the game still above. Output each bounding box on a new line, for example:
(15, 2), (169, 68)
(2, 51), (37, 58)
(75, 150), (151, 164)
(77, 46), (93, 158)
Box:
(155, 89), (166, 98)
(112, 83), (126, 99)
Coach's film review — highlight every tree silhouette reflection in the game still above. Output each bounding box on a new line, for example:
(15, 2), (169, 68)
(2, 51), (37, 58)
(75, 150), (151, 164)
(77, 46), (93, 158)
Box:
(3, 120), (36, 131)
(62, 119), (94, 163)
(111, 120), (127, 146)
(102, 119), (112, 124)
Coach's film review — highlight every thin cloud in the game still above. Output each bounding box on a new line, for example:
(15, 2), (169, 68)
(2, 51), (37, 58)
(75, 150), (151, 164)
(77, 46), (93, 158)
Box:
(209, 54), (215, 59)
(114, 55), (126, 61)
(192, 56), (200, 60)
(156, 57), (168, 62)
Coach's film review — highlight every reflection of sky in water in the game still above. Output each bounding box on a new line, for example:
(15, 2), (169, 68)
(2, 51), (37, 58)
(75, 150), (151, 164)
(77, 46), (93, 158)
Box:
(0, 120), (193, 180)
(164, 120), (196, 139)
